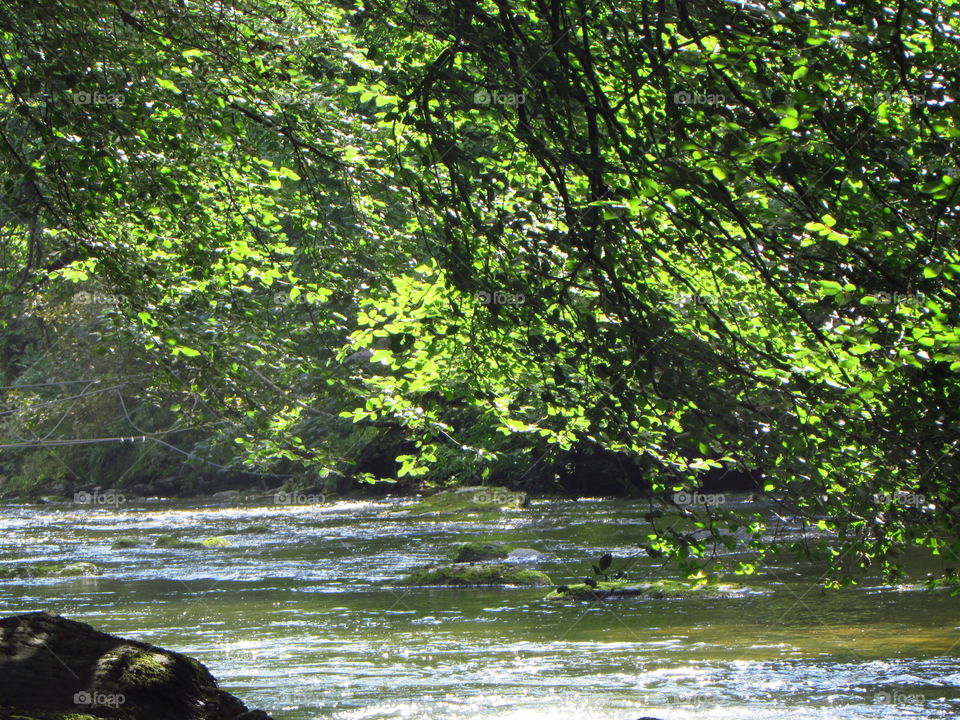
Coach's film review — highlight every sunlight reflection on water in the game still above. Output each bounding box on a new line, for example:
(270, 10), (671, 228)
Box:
(1, 497), (959, 719)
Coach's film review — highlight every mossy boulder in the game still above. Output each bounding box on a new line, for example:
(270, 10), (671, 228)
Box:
(450, 543), (543, 563)
(111, 538), (141, 549)
(545, 578), (748, 600)
(0, 562), (101, 579)
(0, 612), (273, 720)
(57, 563), (102, 577)
(154, 534), (199, 549)
(397, 563), (552, 587)
(0, 711), (100, 720)
(451, 542), (512, 562)
(396, 486), (528, 517)
(153, 535), (230, 549)
(198, 537), (231, 548)
(224, 524), (271, 534)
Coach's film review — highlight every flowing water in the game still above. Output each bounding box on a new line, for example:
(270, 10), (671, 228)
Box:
(1, 495), (958, 719)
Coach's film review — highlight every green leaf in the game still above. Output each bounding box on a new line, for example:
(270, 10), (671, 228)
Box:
(817, 280), (844, 296)
(157, 78), (182, 93)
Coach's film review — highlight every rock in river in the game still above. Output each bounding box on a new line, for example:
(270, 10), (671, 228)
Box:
(0, 562), (101, 579)
(392, 486), (528, 516)
(0, 611), (273, 720)
(545, 578), (750, 601)
(450, 544), (544, 563)
(397, 563), (552, 587)
(451, 542), (512, 562)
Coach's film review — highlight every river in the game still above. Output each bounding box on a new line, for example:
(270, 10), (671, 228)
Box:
(1, 495), (958, 719)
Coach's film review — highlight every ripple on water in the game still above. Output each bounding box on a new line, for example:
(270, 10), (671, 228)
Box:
(1, 498), (960, 719)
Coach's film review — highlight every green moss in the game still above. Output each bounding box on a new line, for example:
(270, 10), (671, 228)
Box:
(0, 711), (98, 720)
(153, 534), (230, 548)
(121, 650), (174, 687)
(199, 536), (230, 547)
(57, 563), (101, 577)
(111, 537), (141, 549)
(451, 542), (514, 562)
(397, 563), (552, 587)
(397, 486), (528, 517)
(0, 562), (101, 579)
(227, 524), (271, 534)
(154, 534), (202, 548)
(545, 578), (747, 600)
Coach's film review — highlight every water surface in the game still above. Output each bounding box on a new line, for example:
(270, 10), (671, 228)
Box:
(1, 496), (958, 719)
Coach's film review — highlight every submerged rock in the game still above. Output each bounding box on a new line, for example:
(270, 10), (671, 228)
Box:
(397, 563), (552, 587)
(0, 562), (101, 579)
(225, 524), (272, 534)
(154, 534), (199, 549)
(198, 537), (231, 548)
(112, 537), (141, 549)
(0, 611), (273, 720)
(153, 535), (230, 549)
(545, 579), (748, 600)
(394, 486), (528, 516)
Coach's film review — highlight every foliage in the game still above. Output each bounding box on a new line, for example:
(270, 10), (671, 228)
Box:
(344, 0), (960, 586)
(0, 0), (958, 587)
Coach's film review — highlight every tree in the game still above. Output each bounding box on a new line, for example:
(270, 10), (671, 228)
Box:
(1, 0), (958, 586)
(344, 0), (960, 584)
